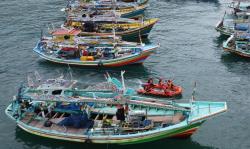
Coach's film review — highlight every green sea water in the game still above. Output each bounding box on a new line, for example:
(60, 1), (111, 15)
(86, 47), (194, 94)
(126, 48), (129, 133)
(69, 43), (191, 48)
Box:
(0, 0), (250, 148)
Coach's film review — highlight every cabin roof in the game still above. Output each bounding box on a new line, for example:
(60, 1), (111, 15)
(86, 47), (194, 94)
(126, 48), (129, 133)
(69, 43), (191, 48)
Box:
(52, 28), (81, 36)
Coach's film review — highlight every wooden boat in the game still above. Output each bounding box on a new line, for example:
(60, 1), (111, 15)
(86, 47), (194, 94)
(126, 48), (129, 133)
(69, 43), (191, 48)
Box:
(223, 32), (250, 58)
(5, 74), (227, 144)
(65, 0), (149, 12)
(11, 72), (134, 99)
(215, 1), (250, 36)
(65, 2), (147, 19)
(228, 0), (250, 13)
(137, 79), (182, 97)
(33, 29), (158, 67)
(63, 16), (158, 40)
(215, 11), (250, 36)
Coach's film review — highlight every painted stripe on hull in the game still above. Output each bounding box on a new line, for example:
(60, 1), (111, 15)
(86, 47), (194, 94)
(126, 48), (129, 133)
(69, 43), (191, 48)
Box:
(78, 20), (158, 40)
(171, 127), (198, 138)
(121, 7), (146, 18)
(215, 27), (232, 36)
(224, 47), (250, 58)
(122, 23), (155, 40)
(34, 47), (156, 67)
(105, 54), (149, 67)
(16, 121), (204, 145)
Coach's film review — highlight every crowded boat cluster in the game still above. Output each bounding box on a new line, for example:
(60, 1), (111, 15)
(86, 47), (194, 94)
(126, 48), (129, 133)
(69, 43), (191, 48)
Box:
(33, 0), (159, 67)
(5, 0), (228, 145)
(216, 0), (250, 57)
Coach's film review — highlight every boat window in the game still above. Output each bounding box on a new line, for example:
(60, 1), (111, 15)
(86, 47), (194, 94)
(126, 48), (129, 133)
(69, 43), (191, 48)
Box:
(132, 48), (142, 53)
(44, 90), (48, 94)
(52, 90), (62, 95)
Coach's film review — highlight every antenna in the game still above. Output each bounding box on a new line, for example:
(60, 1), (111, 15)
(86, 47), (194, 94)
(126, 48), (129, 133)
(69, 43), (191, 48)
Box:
(191, 81), (197, 103)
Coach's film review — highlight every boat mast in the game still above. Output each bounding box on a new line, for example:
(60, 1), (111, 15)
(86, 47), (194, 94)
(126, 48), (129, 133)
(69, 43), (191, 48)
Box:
(191, 81), (196, 103)
(190, 81), (196, 113)
(121, 71), (126, 93)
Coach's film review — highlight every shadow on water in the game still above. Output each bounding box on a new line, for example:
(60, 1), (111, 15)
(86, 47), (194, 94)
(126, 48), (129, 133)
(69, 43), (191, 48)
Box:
(220, 53), (250, 75)
(37, 60), (153, 79)
(15, 127), (215, 149)
(213, 35), (230, 48)
(221, 53), (250, 63)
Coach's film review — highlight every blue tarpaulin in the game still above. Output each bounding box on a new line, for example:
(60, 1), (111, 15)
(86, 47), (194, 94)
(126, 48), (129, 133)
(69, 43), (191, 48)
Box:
(235, 24), (249, 31)
(58, 110), (93, 128)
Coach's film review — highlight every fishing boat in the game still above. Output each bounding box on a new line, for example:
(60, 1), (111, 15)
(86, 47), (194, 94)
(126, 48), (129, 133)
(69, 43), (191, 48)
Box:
(215, 11), (250, 36)
(65, 0), (149, 12)
(33, 29), (158, 67)
(8, 71), (135, 99)
(5, 73), (227, 144)
(215, 0), (250, 36)
(223, 32), (250, 57)
(137, 79), (182, 98)
(228, 0), (250, 13)
(64, 16), (158, 40)
(65, 1), (148, 19)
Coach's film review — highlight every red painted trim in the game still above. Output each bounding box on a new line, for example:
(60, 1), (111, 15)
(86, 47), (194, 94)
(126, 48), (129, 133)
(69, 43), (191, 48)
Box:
(224, 48), (250, 58)
(170, 128), (198, 138)
(105, 54), (150, 67)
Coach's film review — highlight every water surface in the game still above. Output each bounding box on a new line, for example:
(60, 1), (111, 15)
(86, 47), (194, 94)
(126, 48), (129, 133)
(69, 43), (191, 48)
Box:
(0, 0), (250, 148)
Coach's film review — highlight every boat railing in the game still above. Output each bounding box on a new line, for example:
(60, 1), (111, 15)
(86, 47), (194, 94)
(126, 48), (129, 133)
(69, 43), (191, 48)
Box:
(27, 94), (190, 112)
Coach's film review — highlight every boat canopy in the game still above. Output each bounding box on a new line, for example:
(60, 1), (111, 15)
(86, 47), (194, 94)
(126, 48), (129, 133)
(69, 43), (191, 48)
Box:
(235, 23), (249, 31)
(235, 32), (250, 39)
(52, 28), (81, 36)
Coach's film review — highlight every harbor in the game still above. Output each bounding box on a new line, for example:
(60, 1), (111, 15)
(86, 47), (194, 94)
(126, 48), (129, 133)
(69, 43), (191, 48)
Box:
(0, 0), (250, 149)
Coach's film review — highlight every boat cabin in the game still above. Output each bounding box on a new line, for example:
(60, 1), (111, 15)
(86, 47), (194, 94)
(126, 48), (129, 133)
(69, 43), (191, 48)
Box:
(51, 28), (81, 43)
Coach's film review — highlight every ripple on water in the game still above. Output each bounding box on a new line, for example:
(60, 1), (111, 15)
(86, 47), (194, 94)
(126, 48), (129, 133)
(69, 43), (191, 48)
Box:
(0, 0), (250, 149)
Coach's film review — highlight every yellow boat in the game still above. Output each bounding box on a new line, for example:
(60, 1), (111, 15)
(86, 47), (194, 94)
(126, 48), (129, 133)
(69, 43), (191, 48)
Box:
(65, 18), (158, 40)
